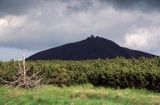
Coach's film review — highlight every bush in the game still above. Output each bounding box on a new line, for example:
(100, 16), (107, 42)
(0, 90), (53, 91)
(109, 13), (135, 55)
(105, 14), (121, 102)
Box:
(0, 57), (160, 92)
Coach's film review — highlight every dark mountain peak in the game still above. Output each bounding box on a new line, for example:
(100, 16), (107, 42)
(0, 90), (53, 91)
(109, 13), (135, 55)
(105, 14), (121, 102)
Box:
(86, 35), (96, 40)
(90, 34), (95, 38)
(85, 35), (106, 41)
(27, 36), (156, 60)
(87, 34), (103, 39)
(85, 35), (120, 48)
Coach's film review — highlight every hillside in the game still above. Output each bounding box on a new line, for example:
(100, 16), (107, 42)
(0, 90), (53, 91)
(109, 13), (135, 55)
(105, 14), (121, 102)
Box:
(27, 35), (156, 60)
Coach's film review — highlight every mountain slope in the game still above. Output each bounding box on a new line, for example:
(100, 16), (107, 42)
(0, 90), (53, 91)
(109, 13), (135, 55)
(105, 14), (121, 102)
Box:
(27, 36), (156, 60)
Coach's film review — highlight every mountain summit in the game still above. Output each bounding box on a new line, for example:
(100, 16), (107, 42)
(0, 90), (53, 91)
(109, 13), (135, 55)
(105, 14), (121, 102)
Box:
(27, 35), (156, 60)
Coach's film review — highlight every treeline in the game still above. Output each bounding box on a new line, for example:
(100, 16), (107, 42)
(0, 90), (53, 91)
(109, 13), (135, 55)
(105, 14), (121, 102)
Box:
(0, 57), (160, 91)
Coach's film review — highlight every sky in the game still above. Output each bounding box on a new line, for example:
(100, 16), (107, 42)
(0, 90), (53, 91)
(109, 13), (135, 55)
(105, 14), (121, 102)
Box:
(0, 0), (160, 60)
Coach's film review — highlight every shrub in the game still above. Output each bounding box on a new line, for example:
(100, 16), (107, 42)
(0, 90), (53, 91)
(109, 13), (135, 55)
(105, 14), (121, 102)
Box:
(0, 57), (160, 92)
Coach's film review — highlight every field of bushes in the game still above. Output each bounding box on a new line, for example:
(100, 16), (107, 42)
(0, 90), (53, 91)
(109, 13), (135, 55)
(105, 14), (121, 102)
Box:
(0, 57), (160, 92)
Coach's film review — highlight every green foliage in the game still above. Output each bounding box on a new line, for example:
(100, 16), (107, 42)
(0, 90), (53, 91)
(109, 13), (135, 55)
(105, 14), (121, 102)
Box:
(0, 61), (19, 82)
(0, 57), (160, 91)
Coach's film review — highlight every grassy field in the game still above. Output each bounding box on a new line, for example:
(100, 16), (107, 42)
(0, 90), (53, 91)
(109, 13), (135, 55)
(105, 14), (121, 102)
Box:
(0, 84), (160, 105)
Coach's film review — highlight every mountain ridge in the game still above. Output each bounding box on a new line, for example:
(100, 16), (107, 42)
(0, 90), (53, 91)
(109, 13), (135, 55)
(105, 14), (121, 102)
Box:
(27, 35), (156, 60)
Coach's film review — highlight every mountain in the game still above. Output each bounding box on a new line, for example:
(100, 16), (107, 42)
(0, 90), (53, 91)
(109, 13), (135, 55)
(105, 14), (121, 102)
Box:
(27, 35), (156, 60)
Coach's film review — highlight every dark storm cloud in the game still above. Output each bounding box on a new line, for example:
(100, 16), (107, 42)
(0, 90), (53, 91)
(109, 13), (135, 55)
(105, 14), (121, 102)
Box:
(100, 0), (160, 12)
(1, 0), (160, 17)
(62, 0), (160, 13)
(0, 0), (38, 17)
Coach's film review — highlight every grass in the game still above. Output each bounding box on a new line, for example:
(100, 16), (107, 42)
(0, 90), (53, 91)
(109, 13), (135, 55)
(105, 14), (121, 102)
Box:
(0, 84), (160, 105)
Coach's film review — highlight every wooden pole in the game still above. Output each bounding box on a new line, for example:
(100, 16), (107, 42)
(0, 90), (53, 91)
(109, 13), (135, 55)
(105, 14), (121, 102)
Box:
(23, 55), (26, 84)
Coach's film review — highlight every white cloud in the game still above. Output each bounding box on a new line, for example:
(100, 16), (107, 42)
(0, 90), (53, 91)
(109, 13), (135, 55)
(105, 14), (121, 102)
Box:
(0, 16), (26, 30)
(124, 27), (160, 52)
(0, 16), (26, 42)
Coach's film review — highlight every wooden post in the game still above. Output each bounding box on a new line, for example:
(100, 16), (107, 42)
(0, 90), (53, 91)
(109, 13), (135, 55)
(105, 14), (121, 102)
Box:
(23, 55), (26, 84)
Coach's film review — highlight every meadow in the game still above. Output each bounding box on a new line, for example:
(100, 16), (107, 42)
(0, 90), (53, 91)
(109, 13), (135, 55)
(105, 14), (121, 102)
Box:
(0, 84), (160, 105)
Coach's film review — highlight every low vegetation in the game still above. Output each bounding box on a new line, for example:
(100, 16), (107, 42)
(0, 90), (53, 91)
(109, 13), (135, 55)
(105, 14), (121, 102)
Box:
(0, 84), (160, 105)
(0, 57), (160, 91)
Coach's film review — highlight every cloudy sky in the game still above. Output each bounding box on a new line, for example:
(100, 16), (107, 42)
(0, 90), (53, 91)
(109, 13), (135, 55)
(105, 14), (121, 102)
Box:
(0, 0), (160, 60)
